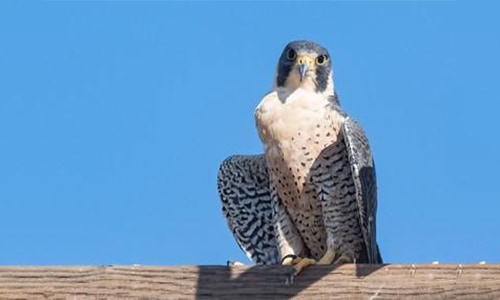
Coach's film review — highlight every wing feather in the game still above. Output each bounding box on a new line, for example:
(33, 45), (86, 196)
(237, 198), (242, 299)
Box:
(342, 117), (382, 263)
(217, 155), (279, 264)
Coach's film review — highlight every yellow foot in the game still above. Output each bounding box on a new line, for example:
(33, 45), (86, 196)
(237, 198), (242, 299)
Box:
(317, 248), (336, 265)
(292, 257), (317, 275)
(317, 249), (355, 265)
(333, 252), (354, 264)
(282, 255), (317, 275)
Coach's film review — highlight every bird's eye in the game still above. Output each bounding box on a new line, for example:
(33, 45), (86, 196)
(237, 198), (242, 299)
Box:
(316, 55), (329, 65)
(286, 49), (296, 60)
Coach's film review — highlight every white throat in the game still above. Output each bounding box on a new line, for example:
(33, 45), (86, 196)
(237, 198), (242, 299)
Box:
(272, 70), (335, 103)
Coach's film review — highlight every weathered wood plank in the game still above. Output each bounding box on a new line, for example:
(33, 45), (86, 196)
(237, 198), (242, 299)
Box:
(0, 264), (498, 299)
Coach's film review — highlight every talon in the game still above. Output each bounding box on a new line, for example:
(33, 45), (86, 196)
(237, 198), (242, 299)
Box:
(282, 256), (317, 276)
(285, 269), (295, 286)
(292, 257), (317, 275)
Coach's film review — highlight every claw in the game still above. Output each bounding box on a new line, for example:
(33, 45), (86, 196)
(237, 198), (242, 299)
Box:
(282, 255), (317, 279)
(292, 257), (317, 275)
(285, 269), (295, 286)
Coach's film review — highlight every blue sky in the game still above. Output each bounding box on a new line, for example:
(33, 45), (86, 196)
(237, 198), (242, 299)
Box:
(0, 1), (499, 266)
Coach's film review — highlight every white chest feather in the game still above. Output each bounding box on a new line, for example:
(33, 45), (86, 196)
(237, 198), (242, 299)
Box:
(255, 88), (345, 203)
(255, 88), (343, 151)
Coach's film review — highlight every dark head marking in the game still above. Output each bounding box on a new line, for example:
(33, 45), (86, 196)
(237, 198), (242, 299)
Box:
(276, 40), (332, 93)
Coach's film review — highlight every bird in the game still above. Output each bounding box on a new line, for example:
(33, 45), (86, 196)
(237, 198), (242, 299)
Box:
(217, 40), (382, 275)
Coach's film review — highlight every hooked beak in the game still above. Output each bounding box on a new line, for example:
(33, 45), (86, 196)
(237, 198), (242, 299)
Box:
(297, 63), (309, 82)
(295, 55), (314, 82)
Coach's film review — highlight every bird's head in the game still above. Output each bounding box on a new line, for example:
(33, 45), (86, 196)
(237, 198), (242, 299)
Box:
(275, 40), (334, 95)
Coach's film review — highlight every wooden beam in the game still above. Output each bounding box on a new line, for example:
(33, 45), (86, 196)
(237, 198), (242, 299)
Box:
(0, 264), (499, 299)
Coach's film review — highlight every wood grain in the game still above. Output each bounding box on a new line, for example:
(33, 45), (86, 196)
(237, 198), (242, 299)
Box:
(0, 264), (498, 299)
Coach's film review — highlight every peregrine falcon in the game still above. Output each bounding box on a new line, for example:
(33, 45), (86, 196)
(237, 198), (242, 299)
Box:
(217, 40), (382, 274)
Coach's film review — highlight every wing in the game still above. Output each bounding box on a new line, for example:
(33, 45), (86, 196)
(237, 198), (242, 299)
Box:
(217, 155), (279, 264)
(342, 117), (382, 263)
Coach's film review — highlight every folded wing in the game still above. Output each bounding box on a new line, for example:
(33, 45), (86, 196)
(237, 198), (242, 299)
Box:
(217, 155), (279, 264)
(342, 117), (382, 263)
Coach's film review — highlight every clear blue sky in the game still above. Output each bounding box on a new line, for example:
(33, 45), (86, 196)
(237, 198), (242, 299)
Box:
(1, 1), (499, 266)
